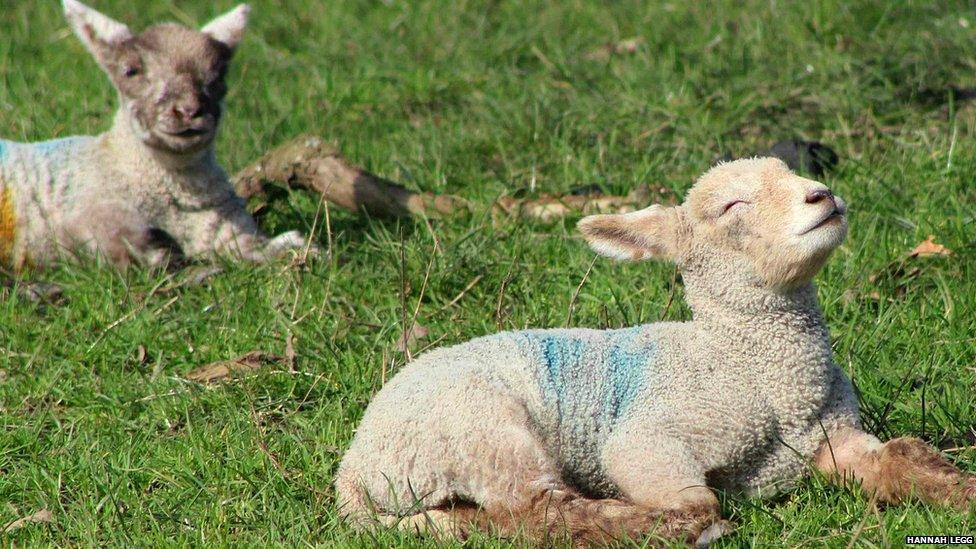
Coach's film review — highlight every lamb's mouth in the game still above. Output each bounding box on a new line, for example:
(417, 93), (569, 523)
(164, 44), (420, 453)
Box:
(801, 210), (844, 234)
(161, 127), (210, 138)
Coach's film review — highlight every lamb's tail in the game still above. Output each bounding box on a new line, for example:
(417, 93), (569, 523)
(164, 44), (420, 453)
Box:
(333, 469), (374, 531)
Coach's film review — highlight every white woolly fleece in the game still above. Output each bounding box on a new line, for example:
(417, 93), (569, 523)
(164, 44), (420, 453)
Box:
(335, 158), (863, 526)
(0, 117), (287, 269)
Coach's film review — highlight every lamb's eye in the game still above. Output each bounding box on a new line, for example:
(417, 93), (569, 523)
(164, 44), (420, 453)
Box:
(123, 65), (141, 78)
(721, 200), (748, 216)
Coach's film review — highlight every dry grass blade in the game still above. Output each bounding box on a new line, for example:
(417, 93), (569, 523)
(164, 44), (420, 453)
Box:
(440, 274), (484, 311)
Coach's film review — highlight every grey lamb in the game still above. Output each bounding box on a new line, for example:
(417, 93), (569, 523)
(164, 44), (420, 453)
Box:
(0, 1), (309, 271)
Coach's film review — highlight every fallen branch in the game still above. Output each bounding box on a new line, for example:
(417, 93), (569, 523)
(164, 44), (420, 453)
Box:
(493, 184), (665, 222)
(233, 135), (466, 218)
(233, 135), (679, 223)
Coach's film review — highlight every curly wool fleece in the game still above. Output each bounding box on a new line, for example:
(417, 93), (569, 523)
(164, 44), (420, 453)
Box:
(336, 158), (864, 531)
(0, 2), (307, 271)
(343, 302), (859, 515)
(0, 131), (257, 269)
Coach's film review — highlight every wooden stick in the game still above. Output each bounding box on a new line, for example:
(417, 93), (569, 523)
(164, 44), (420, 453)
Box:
(233, 135), (465, 218)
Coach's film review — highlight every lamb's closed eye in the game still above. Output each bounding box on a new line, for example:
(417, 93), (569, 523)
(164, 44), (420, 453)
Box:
(721, 200), (751, 215)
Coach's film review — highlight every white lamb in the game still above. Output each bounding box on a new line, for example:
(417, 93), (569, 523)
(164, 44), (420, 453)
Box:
(0, 1), (308, 271)
(335, 158), (975, 545)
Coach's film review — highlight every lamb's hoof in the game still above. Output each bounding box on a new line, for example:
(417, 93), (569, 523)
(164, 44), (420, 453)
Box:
(695, 520), (734, 548)
(266, 230), (318, 259)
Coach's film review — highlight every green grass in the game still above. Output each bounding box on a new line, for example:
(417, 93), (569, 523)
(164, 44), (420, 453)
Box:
(2, 0), (975, 546)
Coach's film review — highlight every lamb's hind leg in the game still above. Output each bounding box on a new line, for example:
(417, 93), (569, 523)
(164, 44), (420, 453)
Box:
(481, 486), (725, 546)
(443, 415), (723, 545)
(334, 387), (565, 540)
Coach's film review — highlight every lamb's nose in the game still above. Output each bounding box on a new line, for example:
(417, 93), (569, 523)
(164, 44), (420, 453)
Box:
(805, 189), (833, 204)
(172, 101), (202, 122)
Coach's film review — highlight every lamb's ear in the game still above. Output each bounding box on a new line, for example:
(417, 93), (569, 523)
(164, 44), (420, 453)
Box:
(63, 0), (133, 64)
(201, 4), (250, 51)
(578, 205), (688, 262)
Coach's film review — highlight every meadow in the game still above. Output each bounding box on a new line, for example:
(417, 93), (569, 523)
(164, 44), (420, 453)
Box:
(1, 0), (975, 546)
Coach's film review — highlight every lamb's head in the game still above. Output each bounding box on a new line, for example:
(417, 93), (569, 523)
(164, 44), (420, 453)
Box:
(63, 0), (250, 154)
(578, 158), (847, 293)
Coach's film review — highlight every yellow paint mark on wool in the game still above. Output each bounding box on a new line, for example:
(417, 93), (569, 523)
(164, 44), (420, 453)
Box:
(0, 187), (16, 265)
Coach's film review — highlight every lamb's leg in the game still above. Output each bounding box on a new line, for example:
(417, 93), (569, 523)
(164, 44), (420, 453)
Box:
(815, 427), (976, 508)
(482, 486), (726, 547)
(484, 431), (726, 546)
(334, 388), (565, 541)
(64, 202), (183, 269)
(176, 203), (314, 263)
(336, 386), (712, 546)
(599, 431), (731, 546)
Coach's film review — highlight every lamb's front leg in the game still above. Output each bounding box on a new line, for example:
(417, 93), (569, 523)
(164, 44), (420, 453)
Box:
(601, 432), (732, 546)
(63, 200), (184, 270)
(177, 200), (315, 263)
(815, 427), (976, 508)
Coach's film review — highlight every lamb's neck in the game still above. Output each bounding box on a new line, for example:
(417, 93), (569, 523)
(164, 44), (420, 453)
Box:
(688, 282), (833, 365)
(103, 111), (221, 178)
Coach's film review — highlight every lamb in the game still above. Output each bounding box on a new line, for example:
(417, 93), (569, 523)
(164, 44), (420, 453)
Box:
(0, 1), (309, 271)
(335, 157), (975, 546)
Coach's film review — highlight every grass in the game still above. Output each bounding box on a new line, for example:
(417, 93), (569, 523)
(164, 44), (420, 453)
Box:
(1, 0), (975, 546)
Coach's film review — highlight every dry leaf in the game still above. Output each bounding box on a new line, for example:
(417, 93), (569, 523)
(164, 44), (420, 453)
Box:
(584, 36), (645, 61)
(3, 509), (53, 533)
(397, 323), (429, 353)
(856, 235), (954, 302)
(185, 351), (283, 383)
(909, 235), (952, 258)
(614, 37), (645, 54)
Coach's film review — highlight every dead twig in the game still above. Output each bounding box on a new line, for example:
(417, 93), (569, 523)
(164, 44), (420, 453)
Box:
(440, 274), (484, 311)
(493, 184), (663, 223)
(233, 135), (465, 218)
(566, 257), (597, 326)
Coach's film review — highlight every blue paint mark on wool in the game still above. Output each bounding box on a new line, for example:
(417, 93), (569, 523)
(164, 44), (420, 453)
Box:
(33, 137), (83, 156)
(529, 334), (587, 401)
(519, 327), (655, 421)
(606, 327), (655, 419)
